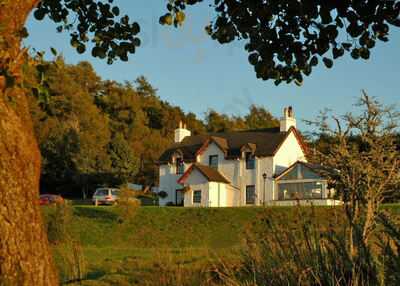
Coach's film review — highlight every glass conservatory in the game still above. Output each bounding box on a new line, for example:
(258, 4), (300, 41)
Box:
(275, 162), (330, 201)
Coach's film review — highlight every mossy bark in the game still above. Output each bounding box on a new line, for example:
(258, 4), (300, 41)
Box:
(0, 1), (58, 285)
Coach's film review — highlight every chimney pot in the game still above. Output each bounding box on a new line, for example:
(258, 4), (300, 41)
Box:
(175, 121), (191, 143)
(280, 106), (296, 132)
(288, 106), (293, 117)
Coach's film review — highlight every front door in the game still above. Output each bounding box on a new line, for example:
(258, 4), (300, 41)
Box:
(175, 189), (184, 206)
(246, 185), (256, 205)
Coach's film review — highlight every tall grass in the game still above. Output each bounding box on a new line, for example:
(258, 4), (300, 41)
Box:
(208, 206), (400, 286)
(43, 205), (400, 285)
(44, 202), (87, 284)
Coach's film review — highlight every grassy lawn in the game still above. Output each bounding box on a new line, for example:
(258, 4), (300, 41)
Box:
(43, 204), (400, 285)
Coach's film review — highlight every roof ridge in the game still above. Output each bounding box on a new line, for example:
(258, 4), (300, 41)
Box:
(159, 127), (296, 164)
(178, 163), (230, 184)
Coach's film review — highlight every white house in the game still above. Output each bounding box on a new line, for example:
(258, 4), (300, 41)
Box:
(157, 107), (340, 207)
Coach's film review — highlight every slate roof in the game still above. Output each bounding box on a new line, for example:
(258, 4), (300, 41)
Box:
(159, 127), (305, 163)
(178, 163), (231, 184)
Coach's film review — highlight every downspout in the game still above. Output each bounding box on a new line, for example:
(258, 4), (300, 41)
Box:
(237, 158), (242, 206)
(256, 157), (260, 205)
(271, 178), (275, 202)
(218, 183), (220, 207)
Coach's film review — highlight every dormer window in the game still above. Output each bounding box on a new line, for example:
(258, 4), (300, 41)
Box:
(209, 155), (218, 169)
(245, 152), (255, 170)
(176, 157), (184, 175)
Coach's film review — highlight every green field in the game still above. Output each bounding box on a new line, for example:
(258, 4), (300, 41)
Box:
(44, 206), (266, 285)
(43, 204), (400, 285)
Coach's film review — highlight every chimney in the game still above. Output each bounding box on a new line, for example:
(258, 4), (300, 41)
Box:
(175, 121), (191, 143)
(280, 106), (296, 132)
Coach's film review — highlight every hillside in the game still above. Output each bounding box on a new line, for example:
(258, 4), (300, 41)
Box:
(42, 205), (367, 285)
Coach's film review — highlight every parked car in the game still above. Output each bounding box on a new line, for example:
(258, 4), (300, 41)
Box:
(92, 188), (120, 205)
(39, 194), (64, 205)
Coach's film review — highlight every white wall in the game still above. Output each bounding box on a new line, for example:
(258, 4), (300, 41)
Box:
(182, 169), (209, 207)
(271, 131), (306, 201)
(181, 170), (233, 207)
(226, 184), (236, 206)
(158, 162), (190, 206)
(175, 127), (191, 143)
(273, 131), (306, 175)
(198, 143), (240, 188)
(198, 142), (259, 206)
(255, 156), (274, 204)
(196, 141), (278, 206)
(208, 182), (230, 207)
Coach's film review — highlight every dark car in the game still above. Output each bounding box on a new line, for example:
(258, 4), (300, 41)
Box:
(39, 194), (64, 205)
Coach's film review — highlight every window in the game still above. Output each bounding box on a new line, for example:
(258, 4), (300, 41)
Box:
(176, 190), (184, 206)
(279, 164), (321, 180)
(193, 190), (202, 204)
(111, 190), (120, 196)
(277, 182), (324, 200)
(176, 157), (184, 174)
(246, 185), (256, 205)
(245, 152), (255, 169)
(94, 188), (108, 196)
(209, 155), (218, 169)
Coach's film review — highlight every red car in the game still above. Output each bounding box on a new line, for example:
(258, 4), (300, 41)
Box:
(39, 194), (64, 206)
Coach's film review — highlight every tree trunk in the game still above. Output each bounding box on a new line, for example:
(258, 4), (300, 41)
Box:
(0, 1), (58, 285)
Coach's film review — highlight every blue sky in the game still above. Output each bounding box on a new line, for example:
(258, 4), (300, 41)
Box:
(25, 1), (399, 131)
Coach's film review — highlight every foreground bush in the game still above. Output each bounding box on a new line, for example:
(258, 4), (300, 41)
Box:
(115, 187), (141, 224)
(44, 200), (73, 244)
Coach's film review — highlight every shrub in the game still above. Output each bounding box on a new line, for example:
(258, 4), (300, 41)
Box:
(45, 200), (73, 244)
(56, 239), (87, 284)
(115, 187), (141, 224)
(158, 191), (168, 199)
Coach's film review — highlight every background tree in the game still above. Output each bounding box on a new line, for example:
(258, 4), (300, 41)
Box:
(27, 59), (282, 194)
(306, 93), (400, 278)
(108, 133), (138, 185)
(205, 109), (234, 132)
(245, 105), (279, 130)
(205, 105), (279, 132)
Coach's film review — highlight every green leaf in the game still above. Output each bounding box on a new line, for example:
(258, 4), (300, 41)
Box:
(132, 38), (141, 47)
(310, 56), (318, 66)
(342, 43), (352, 51)
(112, 6), (120, 16)
(248, 53), (259, 66)
(351, 48), (360, 59)
(175, 11), (186, 25)
(34, 9), (45, 21)
(77, 45), (86, 54)
(131, 22), (140, 34)
(323, 57), (333, 68)
(294, 79), (303, 87)
(19, 27), (29, 38)
(359, 48), (370, 60)
(50, 47), (58, 56)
